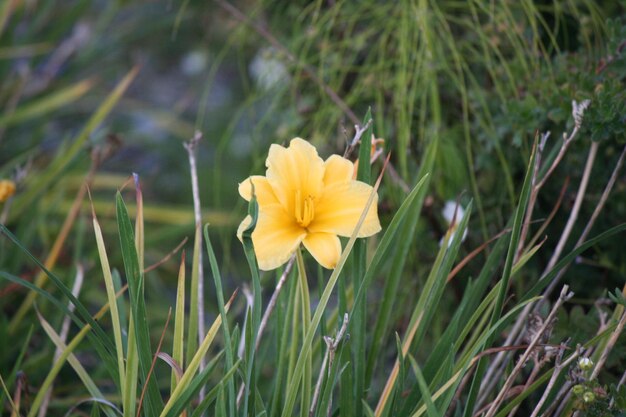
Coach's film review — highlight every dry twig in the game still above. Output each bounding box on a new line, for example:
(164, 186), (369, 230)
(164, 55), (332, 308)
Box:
(483, 286), (574, 417)
(184, 131), (206, 395)
(309, 313), (350, 417)
(529, 343), (582, 417)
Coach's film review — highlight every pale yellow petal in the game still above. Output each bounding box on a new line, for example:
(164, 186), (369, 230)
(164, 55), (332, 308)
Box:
(323, 155), (354, 186)
(303, 232), (342, 269)
(250, 204), (306, 270)
(237, 215), (253, 242)
(309, 181), (381, 238)
(238, 176), (280, 206)
(265, 138), (325, 215)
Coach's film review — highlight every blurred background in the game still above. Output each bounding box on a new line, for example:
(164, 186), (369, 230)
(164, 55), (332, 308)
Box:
(1, 0), (626, 410)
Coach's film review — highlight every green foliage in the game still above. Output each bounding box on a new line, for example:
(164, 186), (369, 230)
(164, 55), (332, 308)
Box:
(1, 1), (626, 416)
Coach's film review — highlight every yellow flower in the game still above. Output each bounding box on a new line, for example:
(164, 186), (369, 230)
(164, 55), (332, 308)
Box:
(0, 180), (16, 203)
(238, 138), (381, 270)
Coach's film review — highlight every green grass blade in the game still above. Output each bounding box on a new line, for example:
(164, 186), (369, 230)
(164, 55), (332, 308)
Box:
(12, 66), (138, 217)
(93, 215), (126, 396)
(162, 353), (237, 417)
(408, 297), (540, 417)
(160, 308), (227, 417)
(354, 170), (431, 321)
(363, 141), (437, 385)
(190, 359), (241, 417)
(347, 108), (374, 417)
(408, 356), (440, 417)
(123, 319), (139, 417)
(241, 191), (262, 416)
(295, 249), (312, 417)
(171, 253), (186, 391)
(186, 225), (202, 365)
(0, 325), (32, 408)
(376, 201), (472, 417)
(204, 224), (236, 416)
(26, 305), (122, 417)
(0, 225), (118, 377)
(0, 78), (94, 127)
(37, 312), (119, 417)
(116, 192), (162, 415)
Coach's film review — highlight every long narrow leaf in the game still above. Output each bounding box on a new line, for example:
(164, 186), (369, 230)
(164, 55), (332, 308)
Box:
(93, 214), (126, 394)
(116, 192), (162, 415)
(204, 224), (236, 416)
(37, 312), (118, 417)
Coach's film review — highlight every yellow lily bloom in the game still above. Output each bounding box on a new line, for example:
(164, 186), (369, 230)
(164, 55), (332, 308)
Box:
(238, 138), (381, 270)
(0, 180), (16, 203)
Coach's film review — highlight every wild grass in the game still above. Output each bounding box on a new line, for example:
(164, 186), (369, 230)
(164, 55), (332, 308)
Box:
(1, 1), (626, 417)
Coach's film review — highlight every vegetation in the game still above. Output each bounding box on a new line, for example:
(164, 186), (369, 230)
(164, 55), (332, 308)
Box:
(1, 1), (625, 416)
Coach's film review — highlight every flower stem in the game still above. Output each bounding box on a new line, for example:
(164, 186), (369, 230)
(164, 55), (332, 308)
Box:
(296, 248), (312, 417)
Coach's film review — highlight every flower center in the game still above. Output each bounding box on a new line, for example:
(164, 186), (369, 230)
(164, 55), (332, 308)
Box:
(294, 190), (315, 228)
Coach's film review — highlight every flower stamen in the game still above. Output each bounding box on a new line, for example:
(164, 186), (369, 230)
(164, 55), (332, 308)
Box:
(294, 190), (315, 227)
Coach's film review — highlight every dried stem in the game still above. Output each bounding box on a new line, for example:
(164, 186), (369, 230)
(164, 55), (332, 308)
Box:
(309, 313), (349, 417)
(529, 343), (582, 417)
(540, 381), (574, 417)
(540, 143), (626, 302)
(609, 370), (626, 409)
(184, 131), (206, 390)
(590, 308), (626, 380)
(483, 286), (574, 417)
(505, 354), (551, 417)
(236, 285), (255, 406)
(255, 255), (296, 351)
(143, 237), (188, 274)
(544, 140), (598, 273)
(343, 119), (372, 158)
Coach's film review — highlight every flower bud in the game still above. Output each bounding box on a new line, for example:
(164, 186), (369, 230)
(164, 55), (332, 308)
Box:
(572, 384), (585, 395)
(583, 391), (595, 403)
(0, 180), (16, 203)
(578, 357), (594, 371)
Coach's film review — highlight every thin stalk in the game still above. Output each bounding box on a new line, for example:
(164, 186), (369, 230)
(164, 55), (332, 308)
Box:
(590, 309), (626, 380)
(540, 143), (626, 302)
(529, 344), (581, 417)
(184, 132), (206, 392)
(313, 314), (349, 417)
(296, 249), (312, 417)
(256, 256), (295, 351)
(544, 140), (599, 273)
(483, 286), (574, 417)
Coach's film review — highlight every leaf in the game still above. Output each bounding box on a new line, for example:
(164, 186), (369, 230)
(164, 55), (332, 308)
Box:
(116, 192), (163, 415)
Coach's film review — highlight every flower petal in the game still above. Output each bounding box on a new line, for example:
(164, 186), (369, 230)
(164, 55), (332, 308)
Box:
(303, 232), (342, 269)
(236, 215), (253, 241)
(309, 181), (381, 238)
(323, 155), (354, 186)
(243, 204), (306, 270)
(266, 138), (325, 214)
(238, 176), (280, 206)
